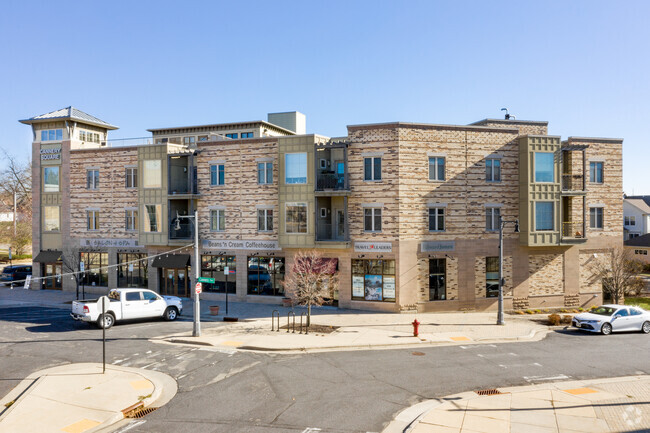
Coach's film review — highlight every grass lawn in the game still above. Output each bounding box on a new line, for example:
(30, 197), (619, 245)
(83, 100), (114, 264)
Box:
(625, 297), (650, 310)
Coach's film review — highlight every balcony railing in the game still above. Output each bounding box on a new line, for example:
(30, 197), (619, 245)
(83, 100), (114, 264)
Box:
(169, 167), (198, 195)
(169, 221), (193, 240)
(316, 173), (348, 191)
(316, 222), (348, 242)
(561, 174), (585, 192)
(562, 221), (585, 239)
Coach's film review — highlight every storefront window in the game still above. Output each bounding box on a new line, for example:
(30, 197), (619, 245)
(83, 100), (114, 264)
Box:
(43, 167), (60, 192)
(247, 256), (285, 296)
(117, 253), (148, 288)
(201, 255), (236, 293)
(429, 258), (446, 301)
(80, 252), (109, 287)
(351, 259), (396, 302)
(485, 257), (499, 298)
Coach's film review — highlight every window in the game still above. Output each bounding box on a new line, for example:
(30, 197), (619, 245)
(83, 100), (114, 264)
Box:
(258, 209), (273, 231)
(285, 153), (307, 184)
(351, 259), (396, 302)
(248, 256), (285, 296)
(534, 152), (555, 182)
(43, 166), (59, 192)
(589, 162), (604, 183)
(225, 133), (238, 139)
(258, 162), (273, 184)
(43, 206), (60, 231)
(142, 160), (162, 188)
(364, 157), (382, 181)
(144, 204), (161, 232)
(486, 158), (501, 182)
(486, 207), (501, 231)
(117, 253), (148, 288)
(86, 169), (99, 189)
(428, 207), (445, 231)
(535, 202), (554, 231)
(125, 168), (137, 188)
(183, 136), (196, 146)
(87, 210), (99, 231)
(624, 216), (635, 226)
(590, 207), (604, 229)
(241, 132), (253, 138)
(429, 258), (446, 301)
(202, 255), (236, 293)
(79, 130), (100, 143)
(364, 208), (382, 232)
(630, 233), (640, 239)
(428, 157), (445, 181)
(210, 209), (225, 232)
(286, 203), (307, 233)
(210, 164), (225, 186)
(80, 252), (108, 287)
(41, 129), (63, 141)
(485, 257), (499, 297)
(125, 209), (138, 231)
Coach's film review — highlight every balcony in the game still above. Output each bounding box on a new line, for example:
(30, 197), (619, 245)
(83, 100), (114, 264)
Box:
(169, 220), (193, 240)
(315, 196), (349, 243)
(561, 221), (586, 243)
(315, 141), (349, 193)
(168, 199), (194, 241)
(561, 174), (585, 194)
(168, 155), (198, 195)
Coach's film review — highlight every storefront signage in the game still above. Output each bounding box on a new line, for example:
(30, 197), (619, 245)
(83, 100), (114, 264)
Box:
(354, 242), (393, 253)
(352, 276), (365, 298)
(421, 241), (455, 252)
(40, 147), (61, 161)
(80, 239), (140, 248)
(383, 276), (396, 299)
(201, 239), (280, 250)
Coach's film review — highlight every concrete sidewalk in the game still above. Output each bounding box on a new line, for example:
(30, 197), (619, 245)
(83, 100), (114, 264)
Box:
(0, 363), (177, 433)
(384, 375), (650, 433)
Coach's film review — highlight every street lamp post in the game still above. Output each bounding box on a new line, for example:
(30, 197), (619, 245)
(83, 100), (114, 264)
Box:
(497, 218), (519, 326)
(174, 210), (201, 337)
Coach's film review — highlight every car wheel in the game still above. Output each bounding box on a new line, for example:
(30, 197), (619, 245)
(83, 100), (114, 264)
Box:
(97, 313), (115, 329)
(642, 321), (650, 334)
(600, 322), (612, 335)
(164, 307), (178, 321)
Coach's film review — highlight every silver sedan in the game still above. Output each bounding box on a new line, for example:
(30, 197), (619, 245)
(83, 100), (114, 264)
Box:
(572, 305), (650, 335)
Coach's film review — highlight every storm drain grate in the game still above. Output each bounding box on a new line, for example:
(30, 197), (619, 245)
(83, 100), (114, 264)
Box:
(124, 406), (159, 419)
(475, 389), (503, 396)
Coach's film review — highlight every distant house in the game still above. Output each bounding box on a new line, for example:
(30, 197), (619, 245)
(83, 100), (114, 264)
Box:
(623, 196), (650, 240)
(624, 233), (650, 264)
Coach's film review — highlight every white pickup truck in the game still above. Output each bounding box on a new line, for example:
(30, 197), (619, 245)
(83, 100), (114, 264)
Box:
(71, 288), (183, 329)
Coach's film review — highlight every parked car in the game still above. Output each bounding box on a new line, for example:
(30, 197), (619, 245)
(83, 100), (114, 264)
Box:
(71, 288), (183, 329)
(572, 305), (650, 335)
(0, 265), (32, 285)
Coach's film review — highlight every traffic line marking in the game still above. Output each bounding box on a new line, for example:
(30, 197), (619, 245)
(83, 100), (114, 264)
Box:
(61, 419), (100, 433)
(564, 387), (598, 395)
(523, 374), (570, 383)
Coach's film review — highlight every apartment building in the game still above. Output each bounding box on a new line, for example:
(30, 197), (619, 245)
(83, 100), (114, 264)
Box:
(21, 107), (623, 312)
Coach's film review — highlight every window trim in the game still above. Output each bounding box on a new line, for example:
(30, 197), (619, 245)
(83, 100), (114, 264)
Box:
(125, 209), (138, 231)
(428, 206), (445, 232)
(258, 162), (273, 185)
(534, 201), (555, 231)
(589, 206), (604, 229)
(210, 164), (225, 186)
(86, 169), (99, 190)
(257, 208), (273, 232)
(589, 161), (604, 184)
(486, 206), (501, 232)
(285, 153), (308, 185)
(364, 207), (382, 232)
(285, 202), (308, 234)
(534, 152), (555, 183)
(485, 158), (502, 182)
(43, 205), (60, 232)
(86, 210), (99, 231)
(142, 160), (162, 189)
(363, 157), (382, 182)
(428, 156), (446, 182)
(125, 167), (138, 189)
(43, 166), (60, 193)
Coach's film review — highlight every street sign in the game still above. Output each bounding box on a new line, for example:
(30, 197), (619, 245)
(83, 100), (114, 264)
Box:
(128, 264), (134, 272)
(195, 282), (202, 294)
(198, 277), (215, 284)
(8, 248), (11, 260)
(80, 261), (85, 272)
(24, 275), (31, 290)
(223, 266), (229, 275)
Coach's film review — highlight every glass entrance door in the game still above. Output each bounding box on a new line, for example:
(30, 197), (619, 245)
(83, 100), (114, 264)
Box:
(162, 268), (189, 297)
(43, 263), (62, 290)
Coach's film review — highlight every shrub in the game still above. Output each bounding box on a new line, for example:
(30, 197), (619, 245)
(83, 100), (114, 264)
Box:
(559, 308), (568, 313)
(525, 309), (534, 314)
(571, 309), (579, 313)
(534, 309), (542, 314)
(548, 314), (561, 326)
(515, 310), (525, 315)
(561, 315), (573, 325)
(578, 307), (585, 312)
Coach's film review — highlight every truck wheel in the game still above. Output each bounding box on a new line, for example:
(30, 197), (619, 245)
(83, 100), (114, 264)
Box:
(97, 313), (115, 329)
(164, 307), (178, 321)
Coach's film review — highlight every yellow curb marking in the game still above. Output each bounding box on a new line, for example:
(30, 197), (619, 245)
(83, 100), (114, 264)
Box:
(563, 387), (598, 395)
(61, 419), (100, 433)
(221, 340), (244, 347)
(129, 380), (153, 390)
(450, 336), (471, 341)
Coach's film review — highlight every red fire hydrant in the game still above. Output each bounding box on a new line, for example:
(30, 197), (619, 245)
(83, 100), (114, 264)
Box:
(412, 319), (420, 337)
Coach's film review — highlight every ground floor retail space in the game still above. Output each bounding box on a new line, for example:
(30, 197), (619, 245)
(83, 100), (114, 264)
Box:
(30, 237), (619, 312)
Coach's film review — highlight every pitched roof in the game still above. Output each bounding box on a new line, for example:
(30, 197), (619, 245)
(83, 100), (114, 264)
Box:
(625, 198), (650, 214)
(19, 106), (118, 130)
(624, 233), (650, 247)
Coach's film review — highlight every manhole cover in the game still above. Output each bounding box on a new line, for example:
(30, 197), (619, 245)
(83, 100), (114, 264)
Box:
(411, 351), (425, 356)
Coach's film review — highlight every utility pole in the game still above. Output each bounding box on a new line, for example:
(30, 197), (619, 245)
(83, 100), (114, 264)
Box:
(497, 218), (519, 326)
(174, 210), (201, 337)
(13, 190), (17, 237)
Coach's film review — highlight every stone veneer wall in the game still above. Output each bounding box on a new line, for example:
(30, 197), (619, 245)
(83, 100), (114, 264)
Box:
(474, 256), (512, 297)
(417, 257), (459, 301)
(579, 251), (605, 293)
(528, 254), (564, 295)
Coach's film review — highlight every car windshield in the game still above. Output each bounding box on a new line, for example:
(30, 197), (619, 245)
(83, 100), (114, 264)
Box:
(590, 306), (617, 316)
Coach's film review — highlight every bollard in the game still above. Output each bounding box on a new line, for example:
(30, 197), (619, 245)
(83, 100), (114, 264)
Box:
(412, 318), (420, 337)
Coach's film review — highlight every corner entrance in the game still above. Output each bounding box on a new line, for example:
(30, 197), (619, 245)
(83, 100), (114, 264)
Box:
(43, 263), (62, 290)
(161, 267), (189, 298)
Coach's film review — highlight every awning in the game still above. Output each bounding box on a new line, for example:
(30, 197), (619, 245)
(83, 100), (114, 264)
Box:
(33, 250), (62, 263)
(151, 254), (191, 269)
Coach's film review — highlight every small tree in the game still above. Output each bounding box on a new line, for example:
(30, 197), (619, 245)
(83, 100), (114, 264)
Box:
(589, 247), (644, 304)
(283, 250), (339, 327)
(61, 245), (101, 299)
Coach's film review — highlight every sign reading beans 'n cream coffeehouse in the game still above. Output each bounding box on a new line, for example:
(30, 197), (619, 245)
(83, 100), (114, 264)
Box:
(202, 240), (280, 250)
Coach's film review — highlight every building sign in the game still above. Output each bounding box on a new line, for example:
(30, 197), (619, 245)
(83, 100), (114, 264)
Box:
(40, 145), (62, 165)
(421, 241), (455, 252)
(354, 242), (393, 253)
(352, 276), (365, 298)
(80, 239), (140, 248)
(202, 239), (280, 251)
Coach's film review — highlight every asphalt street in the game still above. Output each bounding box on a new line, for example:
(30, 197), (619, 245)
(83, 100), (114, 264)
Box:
(0, 303), (649, 433)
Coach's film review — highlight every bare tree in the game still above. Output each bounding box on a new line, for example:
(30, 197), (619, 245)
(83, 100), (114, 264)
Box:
(589, 247), (645, 304)
(282, 250), (339, 327)
(0, 150), (32, 225)
(61, 245), (101, 299)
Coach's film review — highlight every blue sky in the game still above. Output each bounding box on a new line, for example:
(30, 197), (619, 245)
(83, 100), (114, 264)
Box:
(1, 1), (648, 193)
